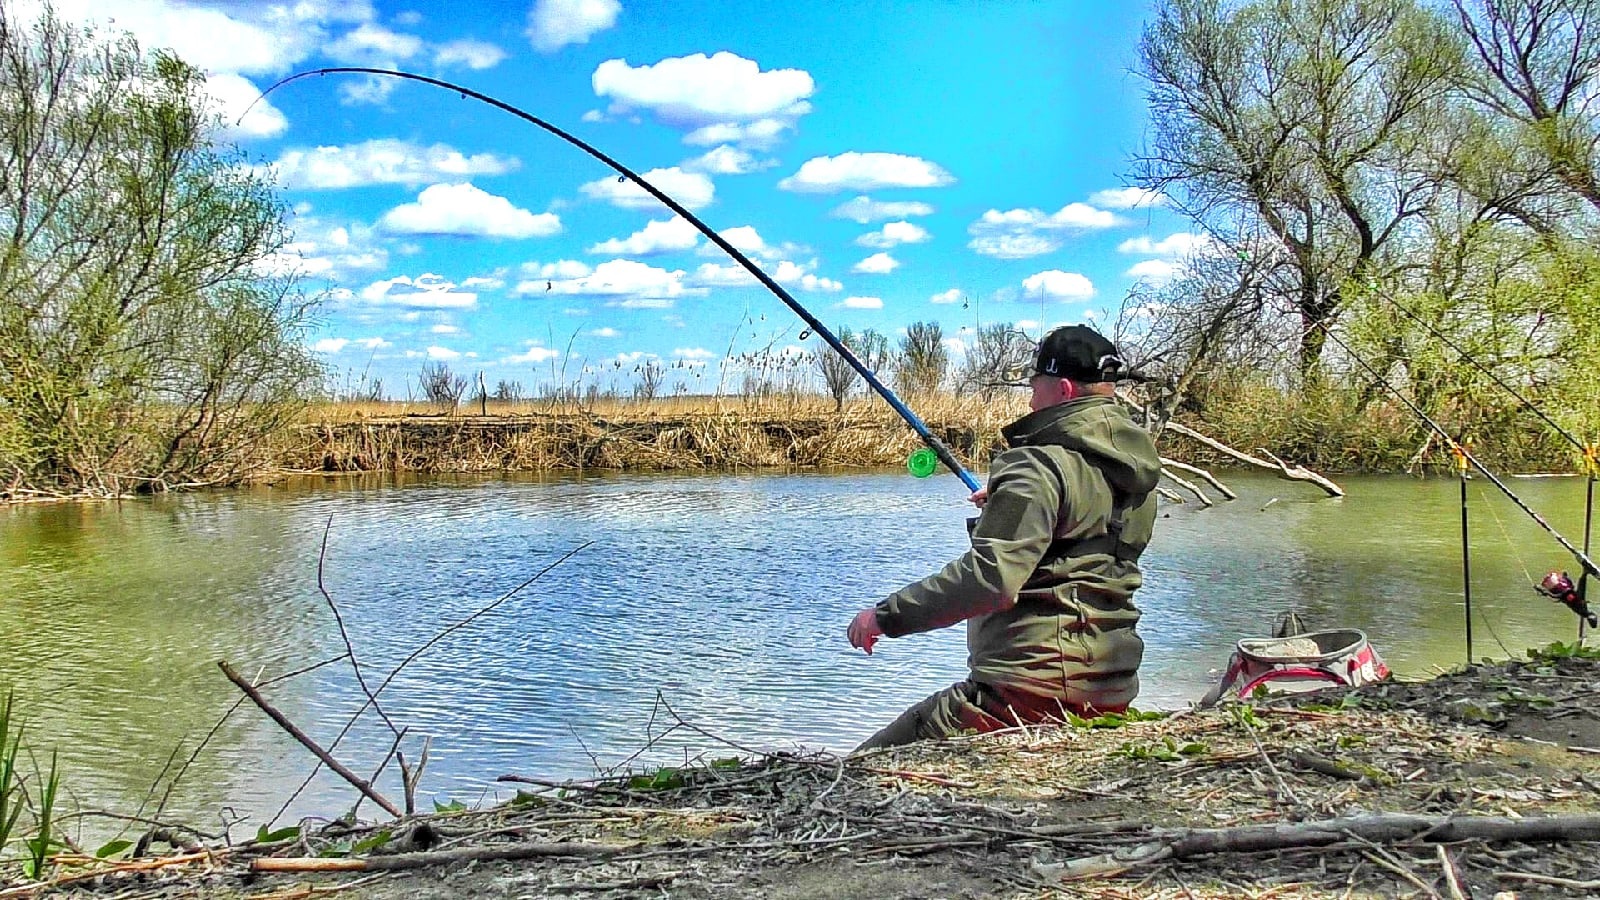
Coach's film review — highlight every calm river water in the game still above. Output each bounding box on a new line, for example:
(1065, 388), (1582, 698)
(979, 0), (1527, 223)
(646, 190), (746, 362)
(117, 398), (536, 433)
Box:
(0, 469), (1593, 836)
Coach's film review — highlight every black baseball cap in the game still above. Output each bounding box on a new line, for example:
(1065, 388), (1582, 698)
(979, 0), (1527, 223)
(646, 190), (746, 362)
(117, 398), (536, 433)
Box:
(1032, 324), (1124, 382)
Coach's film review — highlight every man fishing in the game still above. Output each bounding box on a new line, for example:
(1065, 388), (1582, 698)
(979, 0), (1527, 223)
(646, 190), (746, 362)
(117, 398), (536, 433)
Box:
(846, 324), (1162, 749)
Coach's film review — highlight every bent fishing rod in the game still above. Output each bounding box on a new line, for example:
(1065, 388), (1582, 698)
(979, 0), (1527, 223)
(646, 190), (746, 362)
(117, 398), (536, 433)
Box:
(258, 67), (981, 494)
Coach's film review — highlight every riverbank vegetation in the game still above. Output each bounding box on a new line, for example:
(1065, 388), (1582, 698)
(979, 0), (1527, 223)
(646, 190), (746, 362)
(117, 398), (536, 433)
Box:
(0, 13), (320, 501)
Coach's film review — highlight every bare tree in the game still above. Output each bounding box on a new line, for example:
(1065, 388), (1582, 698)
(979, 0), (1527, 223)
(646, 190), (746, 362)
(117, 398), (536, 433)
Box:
(418, 363), (467, 410)
(1136, 0), (1460, 374)
(956, 323), (1035, 400)
(896, 321), (949, 396)
(814, 326), (869, 411)
(492, 379), (523, 403)
(633, 358), (665, 402)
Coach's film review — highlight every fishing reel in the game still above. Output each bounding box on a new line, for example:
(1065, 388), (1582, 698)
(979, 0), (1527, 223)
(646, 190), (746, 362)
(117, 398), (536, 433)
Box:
(1537, 570), (1597, 627)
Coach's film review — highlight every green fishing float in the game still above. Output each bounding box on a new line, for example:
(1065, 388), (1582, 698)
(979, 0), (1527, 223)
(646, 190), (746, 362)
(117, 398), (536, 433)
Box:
(906, 447), (939, 478)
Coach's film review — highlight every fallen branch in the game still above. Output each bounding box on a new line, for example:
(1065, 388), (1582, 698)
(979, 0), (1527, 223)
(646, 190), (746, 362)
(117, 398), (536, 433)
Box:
(1160, 420), (1344, 497)
(218, 661), (402, 818)
(1060, 812), (1600, 879)
(1160, 467), (1214, 507)
(1160, 458), (1237, 500)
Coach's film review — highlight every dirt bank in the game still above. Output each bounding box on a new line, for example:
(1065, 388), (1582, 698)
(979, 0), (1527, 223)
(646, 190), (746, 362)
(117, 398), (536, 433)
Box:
(13, 648), (1600, 899)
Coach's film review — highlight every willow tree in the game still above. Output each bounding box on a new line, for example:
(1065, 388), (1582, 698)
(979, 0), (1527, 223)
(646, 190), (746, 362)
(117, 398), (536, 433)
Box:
(1136, 0), (1460, 375)
(0, 11), (320, 496)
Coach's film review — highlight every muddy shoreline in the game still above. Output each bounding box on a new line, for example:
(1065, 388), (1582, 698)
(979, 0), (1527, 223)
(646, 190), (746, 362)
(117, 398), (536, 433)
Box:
(10, 649), (1600, 899)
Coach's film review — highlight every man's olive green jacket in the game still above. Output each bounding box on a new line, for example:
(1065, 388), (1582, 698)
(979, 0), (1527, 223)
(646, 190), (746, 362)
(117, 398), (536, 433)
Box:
(874, 395), (1162, 711)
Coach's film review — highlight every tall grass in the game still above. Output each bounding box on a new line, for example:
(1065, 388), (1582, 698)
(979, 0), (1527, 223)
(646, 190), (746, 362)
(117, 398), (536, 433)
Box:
(0, 693), (23, 860)
(0, 691), (60, 882)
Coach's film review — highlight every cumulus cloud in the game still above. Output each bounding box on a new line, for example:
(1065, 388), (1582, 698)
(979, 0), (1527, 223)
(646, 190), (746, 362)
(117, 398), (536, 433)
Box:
(683, 145), (774, 175)
(779, 153), (954, 193)
(1021, 270), (1095, 301)
(587, 326), (619, 337)
(674, 347), (715, 359)
(427, 346), (462, 360)
(261, 217), (387, 282)
(593, 52), (813, 146)
(378, 183), (562, 239)
(579, 167), (714, 210)
(360, 273), (479, 308)
(435, 38), (507, 69)
(1124, 259), (1177, 283)
(930, 288), (962, 305)
(688, 258), (840, 292)
(1090, 186), (1166, 209)
(461, 275), (505, 290)
(205, 74), (286, 139)
(829, 195), (935, 223)
(856, 221), (930, 249)
(503, 341), (560, 364)
(587, 217), (698, 255)
(263, 140), (519, 190)
(838, 296), (883, 309)
(326, 22), (422, 63)
(1117, 232), (1216, 257)
(312, 337), (350, 353)
(514, 258), (695, 308)
(527, 0), (620, 53)
(967, 203), (1121, 259)
(431, 323), (461, 334)
(852, 252), (899, 274)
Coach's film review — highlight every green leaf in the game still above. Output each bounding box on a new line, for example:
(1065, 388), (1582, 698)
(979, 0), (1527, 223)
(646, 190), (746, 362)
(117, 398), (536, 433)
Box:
(432, 799), (467, 813)
(94, 839), (134, 859)
(351, 830), (392, 854)
(255, 825), (301, 844)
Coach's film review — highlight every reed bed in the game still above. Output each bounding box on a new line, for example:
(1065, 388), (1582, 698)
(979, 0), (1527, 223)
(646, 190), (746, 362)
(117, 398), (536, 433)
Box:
(272, 394), (1031, 476)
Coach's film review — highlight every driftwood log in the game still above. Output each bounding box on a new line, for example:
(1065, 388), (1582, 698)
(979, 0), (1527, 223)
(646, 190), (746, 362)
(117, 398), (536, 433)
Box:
(1061, 811), (1600, 878)
(1162, 421), (1344, 497)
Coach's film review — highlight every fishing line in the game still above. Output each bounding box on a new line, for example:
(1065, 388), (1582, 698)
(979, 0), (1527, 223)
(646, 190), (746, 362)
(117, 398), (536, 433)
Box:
(1360, 282), (1586, 453)
(1315, 322), (1599, 580)
(256, 67), (980, 493)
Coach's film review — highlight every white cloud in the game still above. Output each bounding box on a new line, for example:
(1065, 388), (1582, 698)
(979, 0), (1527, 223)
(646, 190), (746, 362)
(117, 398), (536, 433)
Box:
(312, 337), (350, 353)
(19, 0), (339, 77)
(326, 22), (422, 63)
(427, 346), (462, 361)
(435, 38), (507, 69)
(262, 217), (388, 281)
(1021, 270), (1096, 300)
(1090, 187), (1166, 209)
(856, 221), (929, 249)
(582, 109), (605, 122)
(515, 258), (694, 307)
(967, 203), (1122, 259)
(838, 296), (883, 309)
(360, 273), (479, 308)
(689, 257), (839, 292)
(593, 52), (814, 146)
(683, 145), (774, 175)
(587, 327), (619, 337)
(204, 74), (286, 139)
(357, 337), (391, 349)
(674, 347), (715, 359)
(527, 0), (620, 53)
(852, 252), (899, 274)
(461, 275), (505, 290)
(829, 195), (935, 223)
(780, 153), (954, 193)
(579, 167), (714, 210)
(378, 183), (562, 239)
(930, 288), (962, 305)
(683, 119), (791, 149)
(587, 217), (699, 255)
(264, 140), (519, 190)
(1117, 232), (1216, 257)
(689, 263), (755, 287)
(431, 323), (461, 334)
(503, 342), (561, 364)
(1125, 259), (1179, 283)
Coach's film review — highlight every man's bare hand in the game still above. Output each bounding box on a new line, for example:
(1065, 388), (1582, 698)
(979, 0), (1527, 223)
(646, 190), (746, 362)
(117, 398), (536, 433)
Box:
(969, 487), (989, 509)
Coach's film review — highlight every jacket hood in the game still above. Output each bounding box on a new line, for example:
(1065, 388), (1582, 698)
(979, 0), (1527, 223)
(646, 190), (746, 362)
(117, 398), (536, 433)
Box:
(1001, 396), (1161, 496)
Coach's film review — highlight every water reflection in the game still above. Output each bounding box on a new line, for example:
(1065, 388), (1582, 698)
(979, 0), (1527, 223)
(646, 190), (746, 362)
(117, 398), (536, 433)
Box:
(0, 470), (1591, 837)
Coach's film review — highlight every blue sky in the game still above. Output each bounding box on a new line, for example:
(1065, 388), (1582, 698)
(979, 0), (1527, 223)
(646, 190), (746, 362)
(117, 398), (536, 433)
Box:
(31, 0), (1195, 399)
